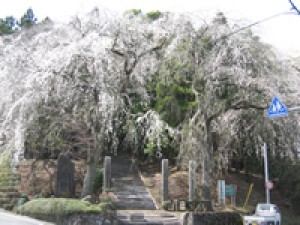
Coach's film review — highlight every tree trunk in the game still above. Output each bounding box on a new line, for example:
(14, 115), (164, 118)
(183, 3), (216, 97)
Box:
(200, 114), (213, 210)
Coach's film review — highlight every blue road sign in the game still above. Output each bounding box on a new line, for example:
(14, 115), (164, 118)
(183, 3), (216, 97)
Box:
(225, 185), (236, 197)
(267, 97), (288, 118)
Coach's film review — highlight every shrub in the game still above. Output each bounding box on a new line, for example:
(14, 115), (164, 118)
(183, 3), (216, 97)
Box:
(98, 192), (116, 210)
(131, 9), (142, 16)
(16, 198), (103, 222)
(93, 167), (103, 194)
(146, 11), (162, 20)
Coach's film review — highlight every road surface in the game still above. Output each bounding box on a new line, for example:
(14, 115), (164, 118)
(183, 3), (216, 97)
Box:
(0, 210), (54, 225)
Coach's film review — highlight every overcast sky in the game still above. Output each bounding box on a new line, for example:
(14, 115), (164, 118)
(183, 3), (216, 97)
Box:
(1, 0), (300, 56)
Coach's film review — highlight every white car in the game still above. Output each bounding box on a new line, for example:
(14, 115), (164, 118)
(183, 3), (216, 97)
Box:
(244, 203), (281, 225)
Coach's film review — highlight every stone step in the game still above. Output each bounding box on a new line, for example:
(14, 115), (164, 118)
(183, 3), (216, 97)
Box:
(115, 193), (153, 198)
(116, 212), (181, 225)
(112, 185), (149, 191)
(115, 202), (157, 210)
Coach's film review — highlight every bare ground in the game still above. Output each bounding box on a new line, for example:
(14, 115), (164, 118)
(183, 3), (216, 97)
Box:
(139, 161), (300, 225)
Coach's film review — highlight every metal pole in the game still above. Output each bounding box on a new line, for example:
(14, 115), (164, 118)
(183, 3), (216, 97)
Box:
(263, 143), (270, 204)
(288, 106), (300, 112)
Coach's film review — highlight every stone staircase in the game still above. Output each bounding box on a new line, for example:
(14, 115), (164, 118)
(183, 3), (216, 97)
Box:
(111, 154), (157, 210)
(116, 211), (183, 225)
(0, 166), (20, 210)
(110, 153), (183, 225)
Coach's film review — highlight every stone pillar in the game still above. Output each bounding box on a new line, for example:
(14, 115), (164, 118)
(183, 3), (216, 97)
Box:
(103, 156), (111, 191)
(161, 159), (169, 203)
(55, 153), (75, 198)
(189, 160), (196, 202)
(217, 180), (226, 207)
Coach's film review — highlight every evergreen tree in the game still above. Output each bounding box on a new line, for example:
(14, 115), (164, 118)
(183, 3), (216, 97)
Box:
(0, 16), (17, 36)
(20, 8), (37, 28)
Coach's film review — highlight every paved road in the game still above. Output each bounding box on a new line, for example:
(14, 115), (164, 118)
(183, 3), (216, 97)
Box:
(0, 210), (54, 225)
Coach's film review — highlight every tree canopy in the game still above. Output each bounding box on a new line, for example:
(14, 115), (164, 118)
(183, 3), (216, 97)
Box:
(0, 8), (38, 36)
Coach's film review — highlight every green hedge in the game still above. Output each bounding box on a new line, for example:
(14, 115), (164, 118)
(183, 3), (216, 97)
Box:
(16, 198), (104, 222)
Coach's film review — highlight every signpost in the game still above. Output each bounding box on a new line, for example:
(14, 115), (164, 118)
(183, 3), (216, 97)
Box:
(267, 96), (288, 118)
(265, 96), (299, 203)
(225, 184), (237, 207)
(264, 143), (271, 204)
(265, 180), (274, 190)
(225, 185), (236, 196)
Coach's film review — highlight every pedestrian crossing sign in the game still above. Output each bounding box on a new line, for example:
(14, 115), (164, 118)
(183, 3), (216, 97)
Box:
(267, 97), (288, 118)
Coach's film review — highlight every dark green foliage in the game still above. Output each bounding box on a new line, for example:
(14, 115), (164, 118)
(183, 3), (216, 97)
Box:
(150, 35), (197, 127)
(93, 167), (103, 194)
(144, 137), (156, 157)
(0, 16), (17, 36)
(244, 154), (263, 175)
(129, 92), (146, 114)
(269, 160), (300, 214)
(291, 183), (300, 215)
(131, 102), (144, 114)
(0, 8), (39, 36)
(216, 84), (238, 100)
(131, 9), (142, 16)
(20, 8), (37, 28)
(154, 83), (196, 127)
(194, 76), (206, 93)
(146, 11), (162, 20)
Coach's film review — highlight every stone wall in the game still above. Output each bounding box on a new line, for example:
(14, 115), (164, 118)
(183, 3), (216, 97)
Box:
(58, 212), (116, 225)
(186, 211), (243, 225)
(17, 160), (86, 198)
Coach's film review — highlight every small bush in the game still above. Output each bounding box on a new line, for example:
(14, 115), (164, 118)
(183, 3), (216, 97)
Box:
(16, 198), (103, 222)
(99, 192), (116, 210)
(131, 9), (142, 16)
(93, 167), (103, 194)
(146, 11), (162, 20)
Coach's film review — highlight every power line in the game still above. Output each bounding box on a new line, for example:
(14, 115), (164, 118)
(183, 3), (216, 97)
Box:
(219, 0), (300, 41)
(222, 11), (293, 40)
(289, 0), (300, 14)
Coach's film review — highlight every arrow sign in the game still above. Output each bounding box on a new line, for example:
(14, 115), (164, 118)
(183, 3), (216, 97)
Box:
(267, 97), (288, 118)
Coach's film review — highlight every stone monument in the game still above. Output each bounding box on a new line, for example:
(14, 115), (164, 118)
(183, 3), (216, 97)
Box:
(55, 153), (75, 197)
